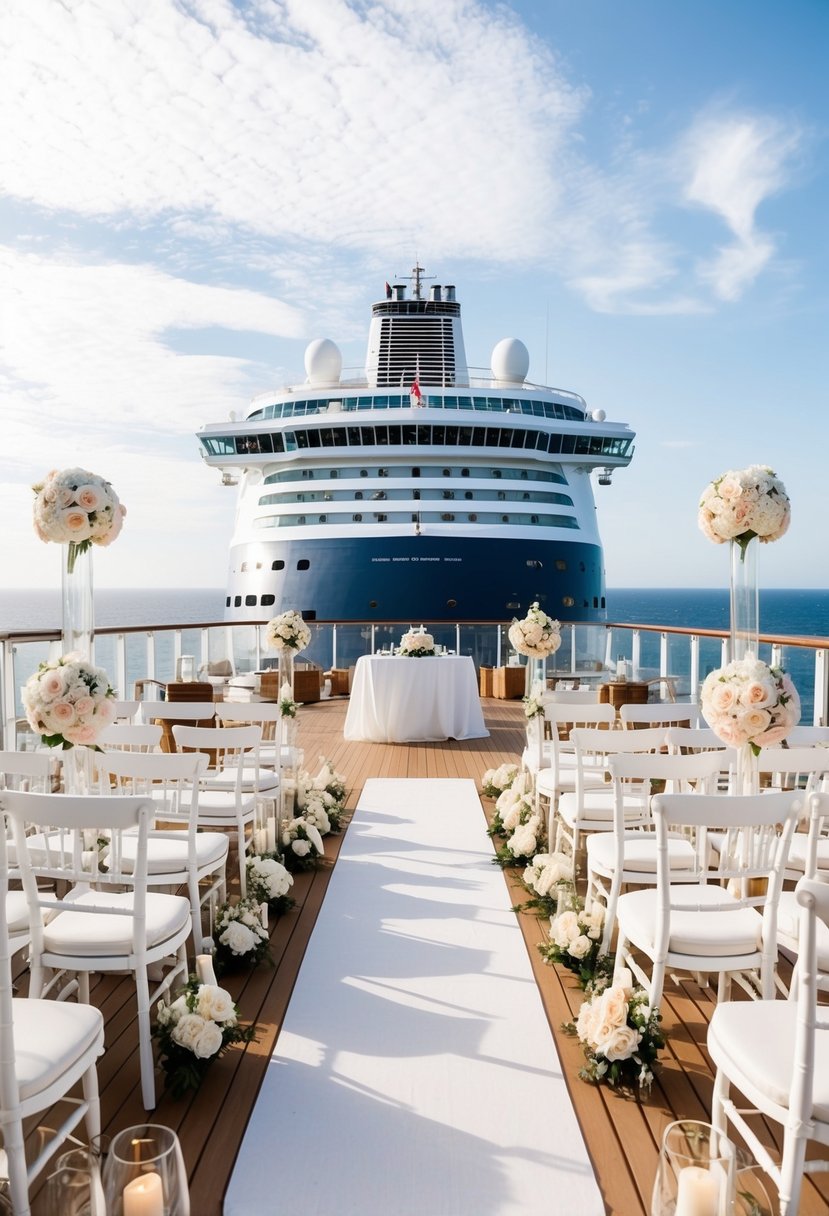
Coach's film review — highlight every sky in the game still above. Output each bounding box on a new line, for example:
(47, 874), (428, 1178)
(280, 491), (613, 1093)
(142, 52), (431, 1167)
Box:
(1, 0), (827, 593)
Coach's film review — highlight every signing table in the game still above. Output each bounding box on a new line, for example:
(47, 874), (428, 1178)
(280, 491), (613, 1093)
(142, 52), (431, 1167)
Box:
(344, 655), (489, 743)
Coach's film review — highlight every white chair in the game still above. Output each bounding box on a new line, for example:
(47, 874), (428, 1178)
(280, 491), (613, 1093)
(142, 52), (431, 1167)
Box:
(0, 752), (57, 953)
(709, 875), (829, 1216)
(172, 724), (262, 897)
(775, 792), (829, 991)
(786, 725), (829, 746)
(532, 702), (617, 823)
(98, 749), (228, 952)
(544, 688), (600, 704)
(98, 722), (163, 753)
(137, 700), (216, 727)
(619, 702), (699, 729)
(0, 805), (105, 1216)
(4, 789), (191, 1111)
(551, 725), (666, 864)
(613, 789), (801, 1015)
(110, 699), (140, 722)
(665, 726), (729, 755)
(588, 749), (725, 953)
(214, 704), (285, 789)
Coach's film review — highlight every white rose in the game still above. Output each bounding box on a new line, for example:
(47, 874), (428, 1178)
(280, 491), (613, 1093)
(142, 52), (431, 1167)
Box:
(171, 1013), (208, 1053)
(597, 1023), (642, 1062)
(567, 934), (593, 960)
(219, 920), (257, 956)
(292, 839), (311, 856)
(196, 984), (237, 1023)
(193, 1019), (224, 1059)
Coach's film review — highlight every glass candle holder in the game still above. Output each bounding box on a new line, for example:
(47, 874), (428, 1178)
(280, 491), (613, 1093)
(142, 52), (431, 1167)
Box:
(102, 1125), (189, 1216)
(652, 1120), (734, 1216)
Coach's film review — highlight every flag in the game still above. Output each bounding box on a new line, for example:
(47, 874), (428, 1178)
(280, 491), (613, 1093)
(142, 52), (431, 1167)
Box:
(410, 374), (423, 406)
(385, 281), (392, 299)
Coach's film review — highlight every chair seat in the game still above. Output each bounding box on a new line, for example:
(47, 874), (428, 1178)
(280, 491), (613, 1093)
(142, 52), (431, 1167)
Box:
(43, 891), (191, 957)
(536, 768), (606, 799)
(777, 890), (829, 970)
(558, 790), (646, 830)
(194, 789), (258, 820)
(120, 831), (229, 875)
(787, 834), (829, 874)
(617, 885), (763, 958)
(709, 998), (829, 1122)
(201, 766), (280, 794)
(587, 831), (696, 875)
(13, 998), (104, 1101)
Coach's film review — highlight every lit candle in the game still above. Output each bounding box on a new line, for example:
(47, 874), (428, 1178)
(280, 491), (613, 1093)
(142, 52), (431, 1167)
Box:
(266, 816), (276, 852)
(260, 902), (269, 930)
(123, 1171), (163, 1216)
(253, 827), (268, 854)
(195, 954), (218, 986)
(674, 1165), (720, 1216)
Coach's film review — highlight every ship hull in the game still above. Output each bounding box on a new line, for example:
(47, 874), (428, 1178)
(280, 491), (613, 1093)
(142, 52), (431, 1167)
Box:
(224, 534), (606, 622)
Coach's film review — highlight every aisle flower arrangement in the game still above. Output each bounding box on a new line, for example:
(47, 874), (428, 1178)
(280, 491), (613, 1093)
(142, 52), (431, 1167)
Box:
(281, 816), (326, 871)
(246, 854), (294, 915)
(265, 609), (311, 652)
(32, 467), (126, 570)
(22, 653), (116, 748)
(398, 628), (435, 657)
(488, 770), (533, 838)
(213, 899), (271, 972)
(154, 976), (256, 1097)
(540, 903), (605, 986)
(481, 762), (519, 799)
(521, 852), (572, 917)
(508, 602), (562, 658)
(295, 758), (348, 832)
(568, 969), (663, 1091)
(523, 682), (546, 719)
(698, 464), (790, 554)
(700, 656), (800, 752)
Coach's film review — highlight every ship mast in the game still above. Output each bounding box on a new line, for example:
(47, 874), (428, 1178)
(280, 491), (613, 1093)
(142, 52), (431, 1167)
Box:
(398, 261), (435, 301)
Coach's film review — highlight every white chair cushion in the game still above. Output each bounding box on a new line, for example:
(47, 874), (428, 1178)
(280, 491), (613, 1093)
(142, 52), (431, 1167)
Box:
(13, 998), (104, 1101)
(6, 890), (30, 937)
(43, 891), (191, 957)
(119, 831), (229, 875)
(201, 766), (280, 794)
(786, 834), (829, 874)
(587, 832), (696, 876)
(617, 885), (763, 958)
(777, 890), (829, 971)
(557, 790), (645, 830)
(194, 789), (258, 820)
(709, 998), (829, 1121)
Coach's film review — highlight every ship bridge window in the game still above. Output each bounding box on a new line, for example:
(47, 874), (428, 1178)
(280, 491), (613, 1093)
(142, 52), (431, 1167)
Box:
(245, 595), (257, 607)
(297, 559), (310, 571)
(361, 427), (374, 444)
(261, 594), (275, 607)
(272, 560), (285, 570)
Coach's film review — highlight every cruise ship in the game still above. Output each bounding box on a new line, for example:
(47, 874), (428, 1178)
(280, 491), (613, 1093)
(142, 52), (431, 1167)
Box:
(197, 266), (635, 622)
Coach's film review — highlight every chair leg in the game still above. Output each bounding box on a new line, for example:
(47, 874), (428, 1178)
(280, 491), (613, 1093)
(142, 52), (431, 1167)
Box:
(3, 1114), (32, 1216)
(778, 1129), (807, 1216)
(135, 967), (156, 1111)
(81, 1060), (102, 1148)
(710, 1067), (729, 1137)
(188, 873), (203, 955)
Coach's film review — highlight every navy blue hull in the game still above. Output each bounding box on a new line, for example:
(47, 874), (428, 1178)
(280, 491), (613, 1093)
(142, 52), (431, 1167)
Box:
(224, 535), (606, 622)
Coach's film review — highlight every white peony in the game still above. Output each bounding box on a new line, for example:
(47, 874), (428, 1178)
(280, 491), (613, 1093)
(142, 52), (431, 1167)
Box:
(219, 920), (257, 956)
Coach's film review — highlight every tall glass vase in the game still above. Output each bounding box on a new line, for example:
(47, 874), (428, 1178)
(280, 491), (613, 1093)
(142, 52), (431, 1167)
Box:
(62, 542), (94, 659)
(729, 538), (758, 664)
(278, 647), (295, 701)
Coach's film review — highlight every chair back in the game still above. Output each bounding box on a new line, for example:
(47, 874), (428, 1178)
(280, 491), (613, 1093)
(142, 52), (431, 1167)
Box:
(98, 722), (163, 753)
(756, 746), (829, 795)
(664, 726), (728, 754)
(545, 688), (600, 704)
(620, 702), (698, 729)
(797, 790), (829, 882)
(787, 725), (829, 747)
(99, 749), (208, 830)
(215, 703), (282, 725)
(791, 876), (829, 1129)
(0, 750), (55, 792)
(565, 728), (667, 830)
(172, 724), (262, 792)
(544, 703), (617, 730)
(138, 701), (216, 723)
(110, 700), (140, 722)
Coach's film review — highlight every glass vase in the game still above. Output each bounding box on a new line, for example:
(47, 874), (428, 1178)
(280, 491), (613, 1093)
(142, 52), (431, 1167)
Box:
(62, 542), (94, 659)
(45, 1147), (106, 1216)
(729, 538), (758, 664)
(735, 743), (759, 797)
(102, 1124), (190, 1216)
(278, 646), (295, 700)
(652, 1120), (734, 1216)
(62, 745), (97, 795)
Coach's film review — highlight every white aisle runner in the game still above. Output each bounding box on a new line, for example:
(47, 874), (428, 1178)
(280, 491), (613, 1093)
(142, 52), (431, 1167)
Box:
(226, 779), (604, 1216)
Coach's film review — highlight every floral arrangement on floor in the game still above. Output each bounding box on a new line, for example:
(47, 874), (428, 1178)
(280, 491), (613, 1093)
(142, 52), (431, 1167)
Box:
(520, 852), (573, 917)
(22, 653), (116, 748)
(508, 602), (562, 658)
(279, 681), (297, 717)
(487, 770), (533, 838)
(154, 976), (256, 1097)
(698, 465), (790, 556)
(213, 898), (271, 972)
(481, 762), (519, 799)
(294, 758), (347, 832)
(32, 467), (126, 571)
(281, 816), (326, 871)
(540, 902), (605, 986)
(246, 854), (295, 915)
(523, 682), (546, 719)
(398, 628), (435, 657)
(700, 656), (800, 752)
(494, 795), (545, 868)
(264, 609), (311, 652)
(567, 968), (663, 1091)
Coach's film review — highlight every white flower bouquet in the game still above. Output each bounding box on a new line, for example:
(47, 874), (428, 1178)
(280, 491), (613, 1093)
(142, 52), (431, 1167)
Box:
(279, 681), (298, 718)
(700, 656), (800, 752)
(246, 854), (294, 912)
(154, 976), (256, 1097)
(519, 852), (573, 917)
(33, 467), (126, 571)
(22, 653), (116, 748)
(213, 898), (271, 972)
(488, 770), (533, 838)
(481, 762), (519, 799)
(264, 609), (311, 652)
(294, 758), (347, 832)
(698, 465), (790, 555)
(312, 757), (347, 804)
(508, 602), (562, 658)
(569, 969), (663, 1090)
(523, 682), (546, 719)
(540, 903), (605, 983)
(281, 816), (326, 872)
(398, 628), (435, 657)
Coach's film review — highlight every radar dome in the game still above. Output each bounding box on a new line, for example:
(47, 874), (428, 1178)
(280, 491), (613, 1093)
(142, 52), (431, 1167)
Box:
(491, 338), (529, 385)
(305, 338), (342, 386)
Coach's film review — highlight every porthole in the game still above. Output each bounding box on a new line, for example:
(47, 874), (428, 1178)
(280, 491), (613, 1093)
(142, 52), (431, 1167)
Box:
(297, 559), (310, 571)
(225, 596), (231, 607)
(562, 596), (575, 607)
(468, 513), (477, 522)
(353, 513), (363, 522)
(245, 594), (257, 607)
(272, 559), (285, 571)
(447, 599), (457, 608)
(233, 595), (242, 607)
(369, 600), (378, 608)
(261, 594), (275, 607)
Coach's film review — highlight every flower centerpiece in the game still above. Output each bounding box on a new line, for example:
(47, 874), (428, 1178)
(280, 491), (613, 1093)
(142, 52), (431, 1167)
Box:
(700, 656), (800, 755)
(22, 653), (116, 748)
(213, 898), (271, 972)
(246, 854), (294, 915)
(568, 969), (663, 1090)
(32, 467), (126, 572)
(698, 465), (790, 556)
(154, 977), (256, 1097)
(398, 627), (435, 657)
(264, 609), (311, 652)
(481, 762), (519, 799)
(540, 903), (605, 985)
(508, 602), (562, 658)
(281, 816), (326, 871)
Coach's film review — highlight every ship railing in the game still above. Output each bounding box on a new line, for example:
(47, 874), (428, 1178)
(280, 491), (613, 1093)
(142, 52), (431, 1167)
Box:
(2, 618), (827, 749)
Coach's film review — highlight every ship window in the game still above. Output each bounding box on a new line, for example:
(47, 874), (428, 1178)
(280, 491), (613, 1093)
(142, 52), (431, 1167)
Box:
(464, 491), (473, 500)
(297, 515), (306, 524)
(461, 467), (469, 476)
(307, 431), (321, 448)
(593, 597), (599, 609)
(225, 596), (231, 607)
(501, 515), (509, 523)
(555, 560), (567, 571)
(432, 426), (445, 444)
(413, 491), (421, 500)
(562, 596), (575, 607)
(468, 513), (477, 522)
(375, 513), (388, 522)
(601, 596), (606, 609)
(412, 467), (420, 476)
(297, 559), (310, 570)
(245, 594), (257, 607)
(492, 469), (501, 478)
(441, 513), (455, 521)
(360, 469), (368, 477)
(272, 560), (285, 570)
(388, 425), (401, 444)
(372, 491), (386, 500)
(531, 515), (539, 523)
(442, 468), (451, 476)
(442, 491), (454, 500)
(520, 470), (528, 479)
(579, 562), (586, 572)
(241, 562), (249, 572)
(318, 515), (327, 523)
(378, 468), (388, 477)
(411, 513), (419, 522)
(447, 599), (457, 608)
(261, 594), (275, 607)
(331, 469), (338, 478)
(353, 513), (363, 522)
(361, 427), (374, 444)
(369, 600), (377, 609)
(234, 596), (242, 607)
(497, 491), (506, 501)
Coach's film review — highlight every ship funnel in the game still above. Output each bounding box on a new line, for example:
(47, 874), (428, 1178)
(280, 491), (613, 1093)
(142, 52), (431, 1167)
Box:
(429, 285), (442, 302)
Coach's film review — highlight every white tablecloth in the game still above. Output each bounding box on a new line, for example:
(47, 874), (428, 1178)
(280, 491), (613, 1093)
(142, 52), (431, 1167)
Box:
(343, 655), (489, 742)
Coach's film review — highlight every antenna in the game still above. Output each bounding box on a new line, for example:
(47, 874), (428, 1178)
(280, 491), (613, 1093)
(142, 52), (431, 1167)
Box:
(395, 261), (435, 300)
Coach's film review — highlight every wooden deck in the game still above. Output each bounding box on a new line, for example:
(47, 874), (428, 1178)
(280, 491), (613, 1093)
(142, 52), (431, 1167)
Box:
(25, 696), (829, 1214)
